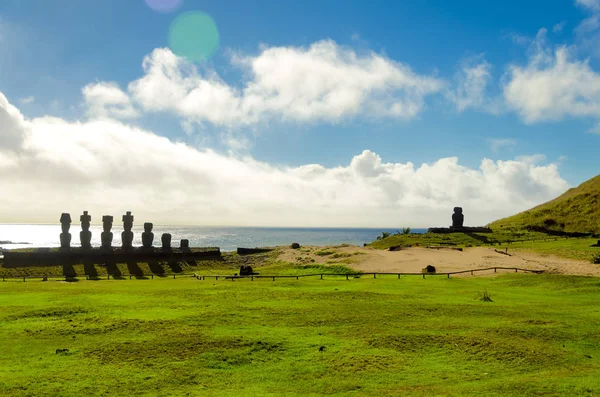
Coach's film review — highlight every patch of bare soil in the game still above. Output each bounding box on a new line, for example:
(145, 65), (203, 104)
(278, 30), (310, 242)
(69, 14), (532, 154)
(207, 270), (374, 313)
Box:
(278, 245), (600, 276)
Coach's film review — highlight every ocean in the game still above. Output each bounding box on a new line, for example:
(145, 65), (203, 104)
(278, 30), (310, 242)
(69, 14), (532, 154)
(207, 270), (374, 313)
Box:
(0, 224), (427, 252)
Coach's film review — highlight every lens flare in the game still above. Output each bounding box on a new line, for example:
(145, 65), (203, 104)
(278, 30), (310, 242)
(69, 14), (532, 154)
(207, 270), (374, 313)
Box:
(145, 0), (183, 13)
(168, 11), (219, 62)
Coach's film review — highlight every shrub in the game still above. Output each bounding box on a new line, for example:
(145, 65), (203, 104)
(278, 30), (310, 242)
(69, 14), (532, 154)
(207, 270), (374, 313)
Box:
(402, 227), (411, 234)
(479, 289), (493, 302)
(592, 253), (600, 264)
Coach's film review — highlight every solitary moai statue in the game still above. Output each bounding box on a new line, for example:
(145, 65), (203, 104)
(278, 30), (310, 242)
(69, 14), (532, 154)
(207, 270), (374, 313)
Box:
(142, 222), (154, 249)
(121, 211), (134, 250)
(80, 211), (92, 249)
(161, 233), (172, 250)
(451, 207), (464, 228)
(101, 215), (114, 249)
(59, 213), (72, 249)
(180, 239), (189, 249)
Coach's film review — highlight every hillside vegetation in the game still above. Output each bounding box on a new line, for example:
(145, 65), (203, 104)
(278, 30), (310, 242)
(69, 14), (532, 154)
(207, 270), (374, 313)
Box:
(489, 174), (600, 233)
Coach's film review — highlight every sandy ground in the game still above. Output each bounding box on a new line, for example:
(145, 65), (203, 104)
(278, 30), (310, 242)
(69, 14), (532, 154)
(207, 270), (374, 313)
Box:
(278, 245), (600, 277)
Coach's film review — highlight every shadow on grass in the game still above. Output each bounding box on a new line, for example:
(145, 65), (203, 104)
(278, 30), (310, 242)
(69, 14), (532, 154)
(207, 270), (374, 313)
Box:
(126, 260), (146, 279)
(167, 260), (183, 273)
(465, 232), (490, 244)
(104, 258), (125, 280)
(148, 260), (166, 277)
(83, 257), (99, 280)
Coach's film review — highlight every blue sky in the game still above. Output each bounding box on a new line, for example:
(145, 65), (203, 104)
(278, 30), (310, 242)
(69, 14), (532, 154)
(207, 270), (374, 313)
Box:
(0, 0), (597, 226)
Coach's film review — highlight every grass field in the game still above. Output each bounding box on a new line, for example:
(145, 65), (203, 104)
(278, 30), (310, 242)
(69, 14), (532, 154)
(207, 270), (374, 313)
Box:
(1, 273), (599, 396)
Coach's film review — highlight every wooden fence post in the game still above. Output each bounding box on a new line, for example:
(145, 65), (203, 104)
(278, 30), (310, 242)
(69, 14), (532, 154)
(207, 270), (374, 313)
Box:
(422, 274), (425, 279)
(320, 274), (323, 279)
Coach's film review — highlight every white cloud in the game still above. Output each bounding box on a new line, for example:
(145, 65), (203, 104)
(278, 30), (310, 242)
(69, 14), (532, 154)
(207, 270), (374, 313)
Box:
(449, 56), (502, 114)
(83, 82), (139, 119)
(576, 0), (600, 11)
(489, 138), (517, 152)
(0, 92), (27, 152)
(19, 96), (34, 104)
(553, 21), (567, 33)
(127, 41), (445, 127)
(0, 91), (569, 227)
(503, 28), (600, 124)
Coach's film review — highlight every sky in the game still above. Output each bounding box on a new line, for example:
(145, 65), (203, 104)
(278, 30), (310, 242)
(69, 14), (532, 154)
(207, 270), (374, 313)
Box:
(0, 0), (598, 227)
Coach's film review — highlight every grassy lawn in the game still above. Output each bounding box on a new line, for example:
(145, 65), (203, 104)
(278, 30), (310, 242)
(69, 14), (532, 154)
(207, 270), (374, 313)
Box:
(1, 274), (599, 396)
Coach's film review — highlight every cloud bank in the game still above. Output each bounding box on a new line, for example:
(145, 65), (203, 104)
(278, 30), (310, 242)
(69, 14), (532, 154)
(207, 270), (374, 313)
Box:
(0, 92), (569, 227)
(96, 40), (445, 127)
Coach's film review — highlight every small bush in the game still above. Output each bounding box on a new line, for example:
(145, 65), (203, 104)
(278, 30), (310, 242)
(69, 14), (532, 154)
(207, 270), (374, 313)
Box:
(314, 250), (334, 256)
(592, 253), (600, 264)
(479, 289), (493, 302)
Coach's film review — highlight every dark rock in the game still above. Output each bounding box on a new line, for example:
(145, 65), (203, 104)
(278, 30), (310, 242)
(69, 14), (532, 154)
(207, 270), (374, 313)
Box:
(239, 265), (254, 275)
(291, 243), (301, 249)
(423, 265), (436, 274)
(79, 211), (92, 249)
(121, 211), (134, 250)
(161, 233), (172, 250)
(59, 213), (71, 249)
(237, 247), (273, 255)
(101, 215), (113, 249)
(142, 222), (154, 249)
(451, 207), (464, 228)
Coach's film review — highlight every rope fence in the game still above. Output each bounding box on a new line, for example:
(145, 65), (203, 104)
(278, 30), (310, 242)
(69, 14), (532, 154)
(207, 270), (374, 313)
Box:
(0, 267), (544, 282)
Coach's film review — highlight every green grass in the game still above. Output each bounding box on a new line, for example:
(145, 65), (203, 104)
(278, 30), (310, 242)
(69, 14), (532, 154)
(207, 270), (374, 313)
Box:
(368, 230), (554, 250)
(1, 273), (599, 396)
(509, 238), (600, 261)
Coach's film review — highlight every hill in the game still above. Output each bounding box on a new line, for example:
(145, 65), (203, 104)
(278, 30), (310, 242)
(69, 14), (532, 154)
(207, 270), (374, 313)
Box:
(489, 174), (600, 233)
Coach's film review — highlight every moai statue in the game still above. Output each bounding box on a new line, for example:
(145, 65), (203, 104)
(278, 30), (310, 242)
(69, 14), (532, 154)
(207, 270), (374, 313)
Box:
(121, 211), (134, 250)
(59, 213), (72, 249)
(180, 239), (189, 250)
(80, 211), (92, 249)
(101, 215), (114, 249)
(451, 207), (464, 228)
(142, 222), (154, 249)
(161, 233), (172, 250)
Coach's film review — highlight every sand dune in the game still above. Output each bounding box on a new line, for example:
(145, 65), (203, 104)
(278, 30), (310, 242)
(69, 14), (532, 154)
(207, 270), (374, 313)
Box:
(278, 245), (600, 276)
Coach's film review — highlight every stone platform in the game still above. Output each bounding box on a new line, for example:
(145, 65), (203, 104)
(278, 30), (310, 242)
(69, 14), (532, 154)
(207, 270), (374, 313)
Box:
(2, 246), (221, 268)
(427, 227), (492, 234)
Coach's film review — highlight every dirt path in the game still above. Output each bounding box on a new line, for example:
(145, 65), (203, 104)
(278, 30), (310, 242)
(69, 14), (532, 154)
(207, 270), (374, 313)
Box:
(278, 245), (600, 276)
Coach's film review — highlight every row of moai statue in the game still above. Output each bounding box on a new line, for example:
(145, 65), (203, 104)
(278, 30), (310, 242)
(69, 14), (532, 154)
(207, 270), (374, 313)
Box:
(59, 211), (189, 250)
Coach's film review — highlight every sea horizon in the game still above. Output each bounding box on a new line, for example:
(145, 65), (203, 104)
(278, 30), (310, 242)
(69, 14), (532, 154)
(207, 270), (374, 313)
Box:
(0, 224), (428, 252)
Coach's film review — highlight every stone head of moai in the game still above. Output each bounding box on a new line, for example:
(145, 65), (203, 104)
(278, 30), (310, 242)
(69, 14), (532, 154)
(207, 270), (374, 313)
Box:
(80, 211), (91, 231)
(452, 207), (464, 228)
(102, 215), (114, 232)
(122, 211), (134, 231)
(60, 213), (72, 233)
(144, 222), (153, 233)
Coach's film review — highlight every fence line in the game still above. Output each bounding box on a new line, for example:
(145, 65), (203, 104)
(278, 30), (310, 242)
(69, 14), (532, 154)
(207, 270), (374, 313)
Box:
(0, 267), (544, 282)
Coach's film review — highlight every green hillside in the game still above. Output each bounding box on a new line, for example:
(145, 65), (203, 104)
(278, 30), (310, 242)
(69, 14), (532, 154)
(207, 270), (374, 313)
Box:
(489, 175), (600, 233)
